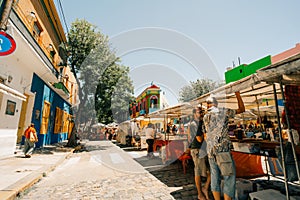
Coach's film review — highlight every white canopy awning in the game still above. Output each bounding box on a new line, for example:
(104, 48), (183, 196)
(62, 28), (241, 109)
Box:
(249, 105), (284, 117)
(146, 53), (300, 118)
(91, 123), (106, 128)
(189, 75), (280, 110)
(190, 53), (300, 110)
(257, 53), (300, 84)
(0, 83), (27, 101)
(147, 102), (193, 118)
(107, 122), (119, 128)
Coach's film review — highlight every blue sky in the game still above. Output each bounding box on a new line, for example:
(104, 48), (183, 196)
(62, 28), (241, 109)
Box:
(57, 0), (300, 105)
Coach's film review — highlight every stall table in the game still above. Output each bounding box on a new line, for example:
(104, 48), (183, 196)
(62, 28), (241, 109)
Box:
(230, 138), (300, 179)
(153, 135), (188, 164)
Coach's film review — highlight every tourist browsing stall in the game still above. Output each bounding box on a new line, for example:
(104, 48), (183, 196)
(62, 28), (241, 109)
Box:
(189, 53), (300, 199)
(147, 102), (193, 164)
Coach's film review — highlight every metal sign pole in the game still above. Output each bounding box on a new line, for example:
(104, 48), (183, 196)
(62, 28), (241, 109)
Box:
(273, 83), (289, 200)
(279, 81), (300, 183)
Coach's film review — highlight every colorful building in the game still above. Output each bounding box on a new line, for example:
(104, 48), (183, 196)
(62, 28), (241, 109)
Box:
(225, 43), (300, 84)
(129, 84), (163, 119)
(225, 56), (272, 84)
(0, 0), (77, 158)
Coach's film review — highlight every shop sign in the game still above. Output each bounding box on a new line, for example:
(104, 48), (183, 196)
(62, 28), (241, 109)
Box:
(0, 31), (16, 56)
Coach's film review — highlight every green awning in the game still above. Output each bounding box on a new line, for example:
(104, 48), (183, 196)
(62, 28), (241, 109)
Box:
(52, 82), (69, 95)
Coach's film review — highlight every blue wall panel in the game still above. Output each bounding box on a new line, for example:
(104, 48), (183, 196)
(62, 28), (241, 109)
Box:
(31, 73), (70, 147)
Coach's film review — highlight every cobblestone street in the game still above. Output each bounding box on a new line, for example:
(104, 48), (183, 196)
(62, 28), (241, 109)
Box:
(16, 141), (204, 200)
(15, 140), (300, 200)
(2, 140), (300, 200)
(18, 173), (176, 200)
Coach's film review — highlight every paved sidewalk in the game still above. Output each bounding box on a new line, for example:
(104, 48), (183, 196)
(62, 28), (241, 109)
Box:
(5, 140), (299, 200)
(0, 143), (74, 200)
(0, 141), (178, 200)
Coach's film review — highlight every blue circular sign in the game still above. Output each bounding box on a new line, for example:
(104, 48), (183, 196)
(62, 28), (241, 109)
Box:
(0, 31), (16, 56)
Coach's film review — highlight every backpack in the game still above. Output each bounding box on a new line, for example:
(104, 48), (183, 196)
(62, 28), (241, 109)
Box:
(188, 120), (203, 148)
(186, 122), (192, 144)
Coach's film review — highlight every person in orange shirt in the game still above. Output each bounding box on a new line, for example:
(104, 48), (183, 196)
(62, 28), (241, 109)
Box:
(23, 123), (38, 158)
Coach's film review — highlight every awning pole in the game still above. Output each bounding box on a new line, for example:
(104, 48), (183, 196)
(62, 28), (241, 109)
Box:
(279, 81), (300, 183)
(167, 114), (170, 163)
(273, 83), (289, 200)
(164, 114), (166, 141)
(251, 86), (262, 131)
(254, 95), (262, 131)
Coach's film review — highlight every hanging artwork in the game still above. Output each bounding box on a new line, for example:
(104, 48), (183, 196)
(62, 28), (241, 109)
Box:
(5, 100), (16, 115)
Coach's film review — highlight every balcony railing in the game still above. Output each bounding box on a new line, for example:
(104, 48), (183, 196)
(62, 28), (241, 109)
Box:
(139, 110), (146, 115)
(149, 107), (159, 113)
(12, 3), (60, 78)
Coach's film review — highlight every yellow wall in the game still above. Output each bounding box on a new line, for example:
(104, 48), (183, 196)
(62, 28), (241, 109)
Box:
(62, 66), (77, 105)
(14, 0), (60, 65)
(13, 0), (78, 106)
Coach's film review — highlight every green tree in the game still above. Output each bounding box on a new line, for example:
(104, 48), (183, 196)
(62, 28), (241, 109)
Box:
(95, 64), (134, 124)
(67, 19), (117, 126)
(66, 19), (126, 146)
(67, 19), (134, 127)
(179, 78), (224, 102)
(178, 85), (196, 103)
(111, 65), (135, 123)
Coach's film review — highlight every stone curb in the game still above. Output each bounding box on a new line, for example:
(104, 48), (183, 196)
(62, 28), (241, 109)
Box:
(0, 149), (74, 200)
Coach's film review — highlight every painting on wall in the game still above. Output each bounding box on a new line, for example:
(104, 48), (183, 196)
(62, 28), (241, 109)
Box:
(5, 100), (16, 116)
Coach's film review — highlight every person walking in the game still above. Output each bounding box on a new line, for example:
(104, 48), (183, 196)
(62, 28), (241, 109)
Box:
(23, 123), (38, 158)
(189, 107), (211, 200)
(145, 123), (155, 158)
(203, 92), (245, 200)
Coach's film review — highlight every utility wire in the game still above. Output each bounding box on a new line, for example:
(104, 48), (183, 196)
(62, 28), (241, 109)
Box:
(56, 0), (69, 35)
(51, 0), (70, 66)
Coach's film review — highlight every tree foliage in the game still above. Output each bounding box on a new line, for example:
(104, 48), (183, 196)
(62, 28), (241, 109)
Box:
(95, 64), (134, 124)
(67, 19), (134, 127)
(179, 79), (224, 102)
(67, 19), (105, 126)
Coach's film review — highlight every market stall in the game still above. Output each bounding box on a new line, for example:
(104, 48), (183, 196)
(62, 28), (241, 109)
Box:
(189, 53), (300, 197)
(147, 102), (193, 164)
(137, 116), (165, 149)
(117, 120), (131, 145)
(257, 54), (300, 189)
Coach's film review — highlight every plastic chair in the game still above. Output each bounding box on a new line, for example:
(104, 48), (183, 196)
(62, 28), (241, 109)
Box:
(175, 149), (192, 174)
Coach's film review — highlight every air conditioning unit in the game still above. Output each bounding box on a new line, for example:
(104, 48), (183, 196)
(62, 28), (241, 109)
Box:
(0, 76), (6, 84)
(6, 23), (14, 37)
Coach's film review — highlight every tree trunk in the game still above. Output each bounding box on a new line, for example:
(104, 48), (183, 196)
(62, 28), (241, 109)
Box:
(0, 0), (13, 31)
(66, 125), (78, 147)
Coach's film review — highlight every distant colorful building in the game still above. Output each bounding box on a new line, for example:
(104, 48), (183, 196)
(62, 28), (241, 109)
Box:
(224, 43), (300, 84)
(129, 83), (168, 119)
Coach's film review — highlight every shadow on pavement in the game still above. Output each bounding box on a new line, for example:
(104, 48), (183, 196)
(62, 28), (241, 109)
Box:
(133, 156), (165, 168)
(148, 160), (198, 199)
(83, 145), (112, 152)
(16, 142), (73, 155)
(120, 143), (213, 200)
(126, 149), (203, 200)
